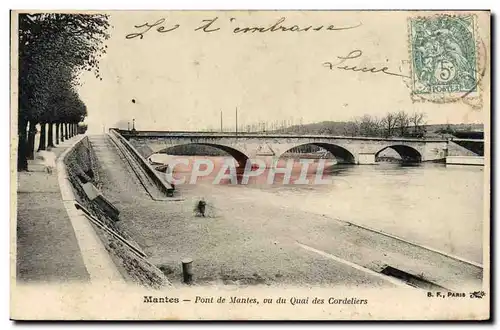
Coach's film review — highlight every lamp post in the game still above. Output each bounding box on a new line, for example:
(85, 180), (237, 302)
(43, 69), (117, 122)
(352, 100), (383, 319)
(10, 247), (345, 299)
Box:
(131, 99), (137, 133)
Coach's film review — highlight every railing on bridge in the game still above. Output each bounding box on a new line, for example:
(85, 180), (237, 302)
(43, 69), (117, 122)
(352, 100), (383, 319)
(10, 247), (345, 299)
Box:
(114, 128), (451, 143)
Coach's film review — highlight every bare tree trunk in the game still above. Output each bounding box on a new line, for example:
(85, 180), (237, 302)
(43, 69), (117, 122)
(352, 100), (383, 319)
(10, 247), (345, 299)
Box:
(55, 123), (60, 144)
(37, 123), (46, 151)
(64, 123), (68, 140)
(17, 118), (28, 171)
(47, 122), (55, 148)
(27, 120), (37, 160)
(60, 123), (65, 142)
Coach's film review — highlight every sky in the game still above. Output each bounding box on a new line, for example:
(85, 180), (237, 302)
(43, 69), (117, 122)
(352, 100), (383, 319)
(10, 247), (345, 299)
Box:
(76, 11), (489, 133)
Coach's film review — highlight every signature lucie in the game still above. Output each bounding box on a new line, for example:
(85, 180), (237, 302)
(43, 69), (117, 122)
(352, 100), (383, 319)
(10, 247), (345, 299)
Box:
(323, 50), (410, 79)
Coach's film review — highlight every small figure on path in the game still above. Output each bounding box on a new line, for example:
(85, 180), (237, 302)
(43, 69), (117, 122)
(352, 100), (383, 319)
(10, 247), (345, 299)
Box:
(193, 197), (217, 218)
(196, 199), (207, 217)
(36, 147), (56, 174)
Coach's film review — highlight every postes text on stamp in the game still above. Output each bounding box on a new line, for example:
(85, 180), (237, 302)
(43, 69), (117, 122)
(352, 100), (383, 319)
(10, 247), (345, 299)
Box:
(409, 14), (478, 97)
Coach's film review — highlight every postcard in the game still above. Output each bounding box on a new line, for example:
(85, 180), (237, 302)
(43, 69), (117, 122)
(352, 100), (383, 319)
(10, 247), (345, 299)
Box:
(10, 9), (490, 320)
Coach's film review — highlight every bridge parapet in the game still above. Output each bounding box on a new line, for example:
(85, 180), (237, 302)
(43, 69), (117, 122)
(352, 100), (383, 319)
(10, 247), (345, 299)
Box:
(113, 129), (450, 164)
(116, 129), (448, 143)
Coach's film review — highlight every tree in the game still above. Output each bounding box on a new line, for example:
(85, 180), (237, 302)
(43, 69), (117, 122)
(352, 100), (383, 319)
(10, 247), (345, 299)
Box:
(17, 13), (110, 170)
(357, 115), (382, 137)
(395, 111), (411, 137)
(410, 112), (426, 136)
(343, 121), (360, 136)
(380, 112), (397, 138)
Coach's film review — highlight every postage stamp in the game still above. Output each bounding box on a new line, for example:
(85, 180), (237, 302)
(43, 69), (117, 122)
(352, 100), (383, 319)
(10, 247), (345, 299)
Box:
(409, 14), (479, 100)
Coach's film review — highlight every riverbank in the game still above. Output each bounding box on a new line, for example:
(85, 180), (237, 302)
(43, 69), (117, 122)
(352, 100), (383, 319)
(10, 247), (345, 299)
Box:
(92, 138), (483, 290)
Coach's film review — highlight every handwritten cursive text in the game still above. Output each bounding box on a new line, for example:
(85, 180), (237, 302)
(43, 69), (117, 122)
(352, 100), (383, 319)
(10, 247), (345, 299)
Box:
(323, 50), (410, 78)
(230, 17), (361, 34)
(126, 18), (180, 39)
(125, 17), (362, 39)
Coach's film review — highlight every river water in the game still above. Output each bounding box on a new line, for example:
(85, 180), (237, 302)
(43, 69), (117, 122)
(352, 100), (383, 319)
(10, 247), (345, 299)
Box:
(150, 154), (485, 264)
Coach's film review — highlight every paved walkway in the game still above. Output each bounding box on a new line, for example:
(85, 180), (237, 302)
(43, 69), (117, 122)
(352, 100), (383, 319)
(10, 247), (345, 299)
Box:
(16, 135), (90, 283)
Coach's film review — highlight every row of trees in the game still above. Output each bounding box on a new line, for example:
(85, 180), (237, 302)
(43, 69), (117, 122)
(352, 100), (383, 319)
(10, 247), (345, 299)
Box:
(345, 111), (427, 138)
(201, 111), (426, 138)
(242, 118), (304, 133)
(17, 13), (110, 171)
(202, 117), (304, 133)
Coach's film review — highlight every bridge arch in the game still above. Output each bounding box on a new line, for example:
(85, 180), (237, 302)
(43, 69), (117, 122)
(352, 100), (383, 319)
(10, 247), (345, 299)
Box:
(278, 142), (356, 164)
(159, 142), (250, 167)
(375, 145), (422, 163)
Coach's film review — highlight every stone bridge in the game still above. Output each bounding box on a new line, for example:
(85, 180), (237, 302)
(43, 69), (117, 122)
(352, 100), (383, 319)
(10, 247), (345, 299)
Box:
(113, 129), (450, 165)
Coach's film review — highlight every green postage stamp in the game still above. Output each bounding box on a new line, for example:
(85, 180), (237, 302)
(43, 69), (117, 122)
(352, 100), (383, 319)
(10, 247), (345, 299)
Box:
(409, 14), (479, 99)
